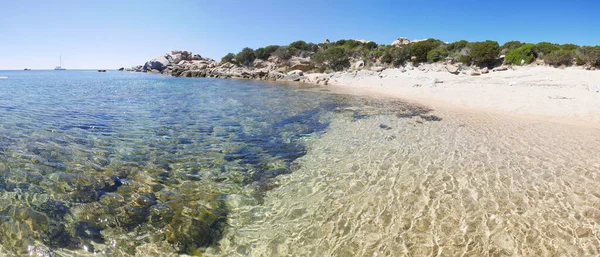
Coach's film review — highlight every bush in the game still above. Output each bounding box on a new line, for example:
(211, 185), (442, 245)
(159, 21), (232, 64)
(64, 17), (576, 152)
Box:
(264, 45), (280, 55)
(575, 46), (600, 66)
(289, 40), (308, 51)
(505, 44), (536, 65)
(501, 41), (524, 50)
(235, 47), (256, 66)
(534, 42), (560, 57)
(544, 50), (574, 66)
(254, 48), (269, 60)
(364, 41), (378, 50)
(272, 46), (293, 60)
(221, 53), (236, 63)
(381, 46), (411, 66)
(560, 43), (580, 52)
(312, 47), (350, 71)
(334, 39), (346, 46)
(468, 40), (500, 66)
(410, 39), (443, 62)
(447, 40), (468, 52)
(427, 47), (448, 62)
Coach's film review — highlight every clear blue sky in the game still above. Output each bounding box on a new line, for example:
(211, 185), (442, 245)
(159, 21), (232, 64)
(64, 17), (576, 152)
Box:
(1, 0), (599, 70)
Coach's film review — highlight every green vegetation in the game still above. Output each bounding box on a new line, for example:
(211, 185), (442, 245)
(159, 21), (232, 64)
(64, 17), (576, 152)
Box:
(544, 50), (574, 66)
(409, 39), (443, 62)
(469, 40), (500, 66)
(381, 46), (411, 66)
(221, 53), (236, 63)
(221, 38), (598, 72)
(505, 44), (536, 65)
(575, 46), (600, 66)
(312, 47), (350, 71)
(447, 40), (468, 52)
(534, 42), (560, 57)
(501, 41), (524, 50)
(427, 47), (448, 62)
(235, 47), (256, 66)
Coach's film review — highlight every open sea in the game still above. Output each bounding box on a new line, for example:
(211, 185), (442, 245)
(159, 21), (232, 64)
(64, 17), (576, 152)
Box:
(1, 70), (600, 256)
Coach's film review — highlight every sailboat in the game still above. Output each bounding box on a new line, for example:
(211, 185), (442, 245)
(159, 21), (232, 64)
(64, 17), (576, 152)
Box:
(54, 56), (66, 70)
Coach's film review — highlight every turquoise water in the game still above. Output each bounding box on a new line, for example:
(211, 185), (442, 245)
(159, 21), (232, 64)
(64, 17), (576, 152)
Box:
(0, 70), (430, 255)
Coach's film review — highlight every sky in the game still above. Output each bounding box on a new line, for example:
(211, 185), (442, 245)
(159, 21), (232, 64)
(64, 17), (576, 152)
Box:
(1, 0), (600, 70)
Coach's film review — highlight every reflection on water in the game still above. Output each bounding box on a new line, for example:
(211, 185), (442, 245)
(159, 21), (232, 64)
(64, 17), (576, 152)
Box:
(0, 71), (436, 256)
(209, 105), (600, 256)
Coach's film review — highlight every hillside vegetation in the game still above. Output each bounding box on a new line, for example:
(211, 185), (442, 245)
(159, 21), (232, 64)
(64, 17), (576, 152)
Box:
(223, 38), (600, 72)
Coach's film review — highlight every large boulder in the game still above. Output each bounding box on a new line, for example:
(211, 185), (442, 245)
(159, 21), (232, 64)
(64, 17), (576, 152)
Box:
(446, 64), (460, 74)
(288, 56), (313, 71)
(143, 55), (172, 71)
(353, 60), (365, 70)
(391, 37), (410, 46)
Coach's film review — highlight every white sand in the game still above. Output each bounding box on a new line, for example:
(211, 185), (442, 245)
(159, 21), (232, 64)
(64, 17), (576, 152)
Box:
(317, 65), (600, 126)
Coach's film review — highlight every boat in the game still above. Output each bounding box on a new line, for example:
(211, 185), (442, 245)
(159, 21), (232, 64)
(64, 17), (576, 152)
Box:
(98, 70), (106, 72)
(54, 56), (66, 70)
(24, 68), (31, 71)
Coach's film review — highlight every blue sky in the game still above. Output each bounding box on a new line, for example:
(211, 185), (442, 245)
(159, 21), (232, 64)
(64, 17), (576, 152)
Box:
(1, 0), (599, 69)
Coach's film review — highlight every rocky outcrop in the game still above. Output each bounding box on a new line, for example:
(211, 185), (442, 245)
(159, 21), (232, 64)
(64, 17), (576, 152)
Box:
(288, 56), (313, 71)
(392, 37), (410, 46)
(143, 55), (172, 72)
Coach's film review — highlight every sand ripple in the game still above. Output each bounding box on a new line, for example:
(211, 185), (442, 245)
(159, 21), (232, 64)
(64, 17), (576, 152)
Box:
(209, 107), (600, 256)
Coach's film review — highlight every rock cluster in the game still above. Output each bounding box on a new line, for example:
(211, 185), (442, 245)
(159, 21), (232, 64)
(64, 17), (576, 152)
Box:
(133, 50), (330, 84)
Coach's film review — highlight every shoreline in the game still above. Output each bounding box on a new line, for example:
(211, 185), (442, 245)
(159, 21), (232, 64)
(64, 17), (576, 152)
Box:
(206, 64), (600, 129)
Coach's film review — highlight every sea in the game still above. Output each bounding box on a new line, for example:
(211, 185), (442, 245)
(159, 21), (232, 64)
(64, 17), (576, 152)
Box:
(1, 70), (600, 256)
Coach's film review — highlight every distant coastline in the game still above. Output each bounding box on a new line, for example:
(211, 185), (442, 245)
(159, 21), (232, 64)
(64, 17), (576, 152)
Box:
(128, 38), (600, 125)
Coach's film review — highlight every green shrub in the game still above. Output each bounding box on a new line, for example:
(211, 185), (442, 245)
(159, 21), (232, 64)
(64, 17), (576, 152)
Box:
(272, 47), (293, 60)
(501, 41), (524, 50)
(235, 47), (256, 66)
(560, 43), (580, 52)
(447, 40), (468, 52)
(264, 45), (280, 55)
(384, 46), (411, 66)
(312, 47), (350, 71)
(343, 40), (362, 49)
(427, 47), (448, 62)
(254, 48), (269, 60)
(544, 50), (574, 66)
(410, 39), (443, 62)
(505, 44), (536, 65)
(468, 40), (500, 66)
(534, 42), (560, 57)
(221, 53), (236, 63)
(364, 41), (378, 50)
(458, 54), (472, 65)
(575, 46), (600, 66)
(289, 40), (308, 51)
(335, 39), (346, 46)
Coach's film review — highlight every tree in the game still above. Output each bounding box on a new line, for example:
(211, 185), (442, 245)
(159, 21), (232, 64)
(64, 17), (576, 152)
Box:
(235, 47), (256, 66)
(312, 47), (350, 71)
(505, 44), (536, 65)
(409, 39), (443, 62)
(501, 41), (524, 50)
(221, 53), (236, 63)
(427, 47), (448, 62)
(544, 50), (574, 66)
(469, 40), (500, 66)
(447, 40), (469, 52)
(254, 48), (269, 60)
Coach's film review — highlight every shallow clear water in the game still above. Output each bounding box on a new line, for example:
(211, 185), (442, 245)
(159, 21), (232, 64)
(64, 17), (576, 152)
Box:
(2, 71), (600, 256)
(0, 70), (434, 256)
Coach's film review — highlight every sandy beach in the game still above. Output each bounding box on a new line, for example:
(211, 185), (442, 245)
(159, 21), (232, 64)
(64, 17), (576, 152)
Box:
(312, 65), (600, 127)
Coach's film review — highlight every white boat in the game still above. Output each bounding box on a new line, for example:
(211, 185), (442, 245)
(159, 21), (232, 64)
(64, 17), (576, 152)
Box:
(54, 56), (66, 70)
